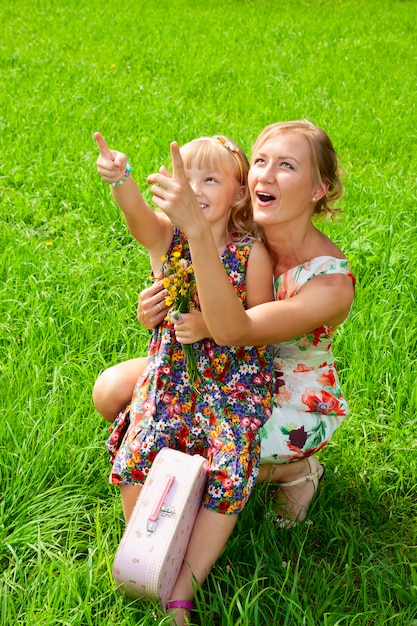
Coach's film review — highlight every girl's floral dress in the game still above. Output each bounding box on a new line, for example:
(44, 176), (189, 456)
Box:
(107, 229), (274, 514)
(260, 256), (355, 464)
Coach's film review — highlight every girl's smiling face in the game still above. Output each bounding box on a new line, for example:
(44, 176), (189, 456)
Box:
(248, 132), (317, 227)
(184, 161), (242, 228)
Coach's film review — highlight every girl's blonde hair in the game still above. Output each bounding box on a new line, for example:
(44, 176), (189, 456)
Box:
(252, 120), (344, 219)
(180, 135), (259, 241)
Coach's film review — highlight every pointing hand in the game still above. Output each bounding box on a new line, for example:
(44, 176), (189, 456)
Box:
(147, 142), (203, 234)
(94, 131), (128, 185)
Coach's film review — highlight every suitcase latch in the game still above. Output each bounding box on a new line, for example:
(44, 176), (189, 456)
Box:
(146, 474), (175, 535)
(160, 505), (175, 517)
(146, 505), (175, 534)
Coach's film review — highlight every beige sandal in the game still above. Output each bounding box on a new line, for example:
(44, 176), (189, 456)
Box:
(273, 456), (325, 528)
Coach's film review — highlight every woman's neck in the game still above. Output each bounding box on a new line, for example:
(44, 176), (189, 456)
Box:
(266, 224), (329, 277)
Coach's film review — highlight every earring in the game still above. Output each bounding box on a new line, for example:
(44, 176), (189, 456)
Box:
(312, 197), (316, 202)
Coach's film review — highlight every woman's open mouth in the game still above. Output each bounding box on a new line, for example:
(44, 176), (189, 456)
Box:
(256, 192), (276, 204)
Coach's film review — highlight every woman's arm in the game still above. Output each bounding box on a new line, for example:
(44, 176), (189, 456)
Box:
(137, 242), (273, 343)
(136, 279), (169, 329)
(225, 273), (354, 346)
(147, 143), (354, 346)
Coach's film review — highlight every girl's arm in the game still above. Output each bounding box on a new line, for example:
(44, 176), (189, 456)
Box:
(94, 132), (173, 271)
(245, 240), (274, 308)
(148, 142), (354, 347)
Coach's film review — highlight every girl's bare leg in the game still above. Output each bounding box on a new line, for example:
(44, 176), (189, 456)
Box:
(92, 357), (148, 421)
(166, 508), (238, 626)
(120, 491), (237, 625)
(119, 484), (143, 523)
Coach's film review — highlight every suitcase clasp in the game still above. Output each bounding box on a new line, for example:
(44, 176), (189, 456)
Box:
(160, 505), (175, 517)
(146, 474), (175, 535)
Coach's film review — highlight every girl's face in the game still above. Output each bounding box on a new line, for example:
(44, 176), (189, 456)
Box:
(184, 161), (242, 228)
(248, 132), (317, 228)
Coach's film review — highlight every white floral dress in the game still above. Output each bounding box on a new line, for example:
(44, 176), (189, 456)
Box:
(260, 256), (355, 464)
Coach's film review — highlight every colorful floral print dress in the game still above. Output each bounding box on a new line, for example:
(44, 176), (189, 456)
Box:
(260, 256), (355, 464)
(107, 229), (274, 514)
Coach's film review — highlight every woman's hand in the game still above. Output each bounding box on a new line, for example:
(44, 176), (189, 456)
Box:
(147, 142), (206, 235)
(137, 279), (169, 329)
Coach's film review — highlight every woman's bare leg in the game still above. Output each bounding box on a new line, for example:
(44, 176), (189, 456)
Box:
(92, 357), (148, 421)
(258, 456), (324, 524)
(258, 460), (309, 484)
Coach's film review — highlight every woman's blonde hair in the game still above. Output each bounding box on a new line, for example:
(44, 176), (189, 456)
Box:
(180, 135), (260, 241)
(251, 120), (344, 219)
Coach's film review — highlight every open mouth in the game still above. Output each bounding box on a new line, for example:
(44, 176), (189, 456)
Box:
(256, 192), (276, 203)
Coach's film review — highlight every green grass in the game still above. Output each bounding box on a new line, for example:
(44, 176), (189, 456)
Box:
(1, 0), (416, 624)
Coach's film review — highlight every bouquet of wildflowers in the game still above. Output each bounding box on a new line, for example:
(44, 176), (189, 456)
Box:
(161, 250), (200, 385)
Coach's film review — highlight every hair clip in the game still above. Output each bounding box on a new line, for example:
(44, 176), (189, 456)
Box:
(213, 135), (245, 184)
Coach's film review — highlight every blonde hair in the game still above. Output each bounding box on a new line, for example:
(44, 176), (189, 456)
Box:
(252, 120), (344, 219)
(180, 135), (260, 242)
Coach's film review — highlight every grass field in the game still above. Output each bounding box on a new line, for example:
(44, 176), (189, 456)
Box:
(1, 0), (416, 624)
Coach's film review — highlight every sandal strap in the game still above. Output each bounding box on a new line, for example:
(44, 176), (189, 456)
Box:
(279, 470), (319, 489)
(279, 457), (323, 490)
(166, 600), (194, 611)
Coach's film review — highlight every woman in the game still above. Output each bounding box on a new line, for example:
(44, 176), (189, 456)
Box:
(94, 120), (355, 623)
(146, 120), (355, 528)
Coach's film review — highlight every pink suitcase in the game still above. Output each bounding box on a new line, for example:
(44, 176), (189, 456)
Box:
(112, 447), (208, 607)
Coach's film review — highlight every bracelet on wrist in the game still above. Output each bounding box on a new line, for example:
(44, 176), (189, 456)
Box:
(111, 163), (132, 187)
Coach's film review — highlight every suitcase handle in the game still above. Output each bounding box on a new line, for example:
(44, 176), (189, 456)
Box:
(146, 474), (175, 535)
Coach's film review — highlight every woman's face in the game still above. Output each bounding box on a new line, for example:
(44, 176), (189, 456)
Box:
(248, 131), (317, 227)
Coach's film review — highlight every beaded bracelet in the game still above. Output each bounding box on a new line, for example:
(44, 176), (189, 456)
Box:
(111, 163), (132, 187)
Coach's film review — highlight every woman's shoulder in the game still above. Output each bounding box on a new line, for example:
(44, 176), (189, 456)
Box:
(303, 255), (353, 275)
(276, 256), (355, 295)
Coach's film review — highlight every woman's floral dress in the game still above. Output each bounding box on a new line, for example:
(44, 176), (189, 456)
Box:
(260, 256), (355, 464)
(108, 229), (274, 514)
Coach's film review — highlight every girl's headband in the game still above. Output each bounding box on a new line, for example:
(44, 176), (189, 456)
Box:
(212, 135), (245, 185)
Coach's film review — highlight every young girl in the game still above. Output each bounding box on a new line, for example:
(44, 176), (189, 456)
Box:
(94, 132), (274, 624)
